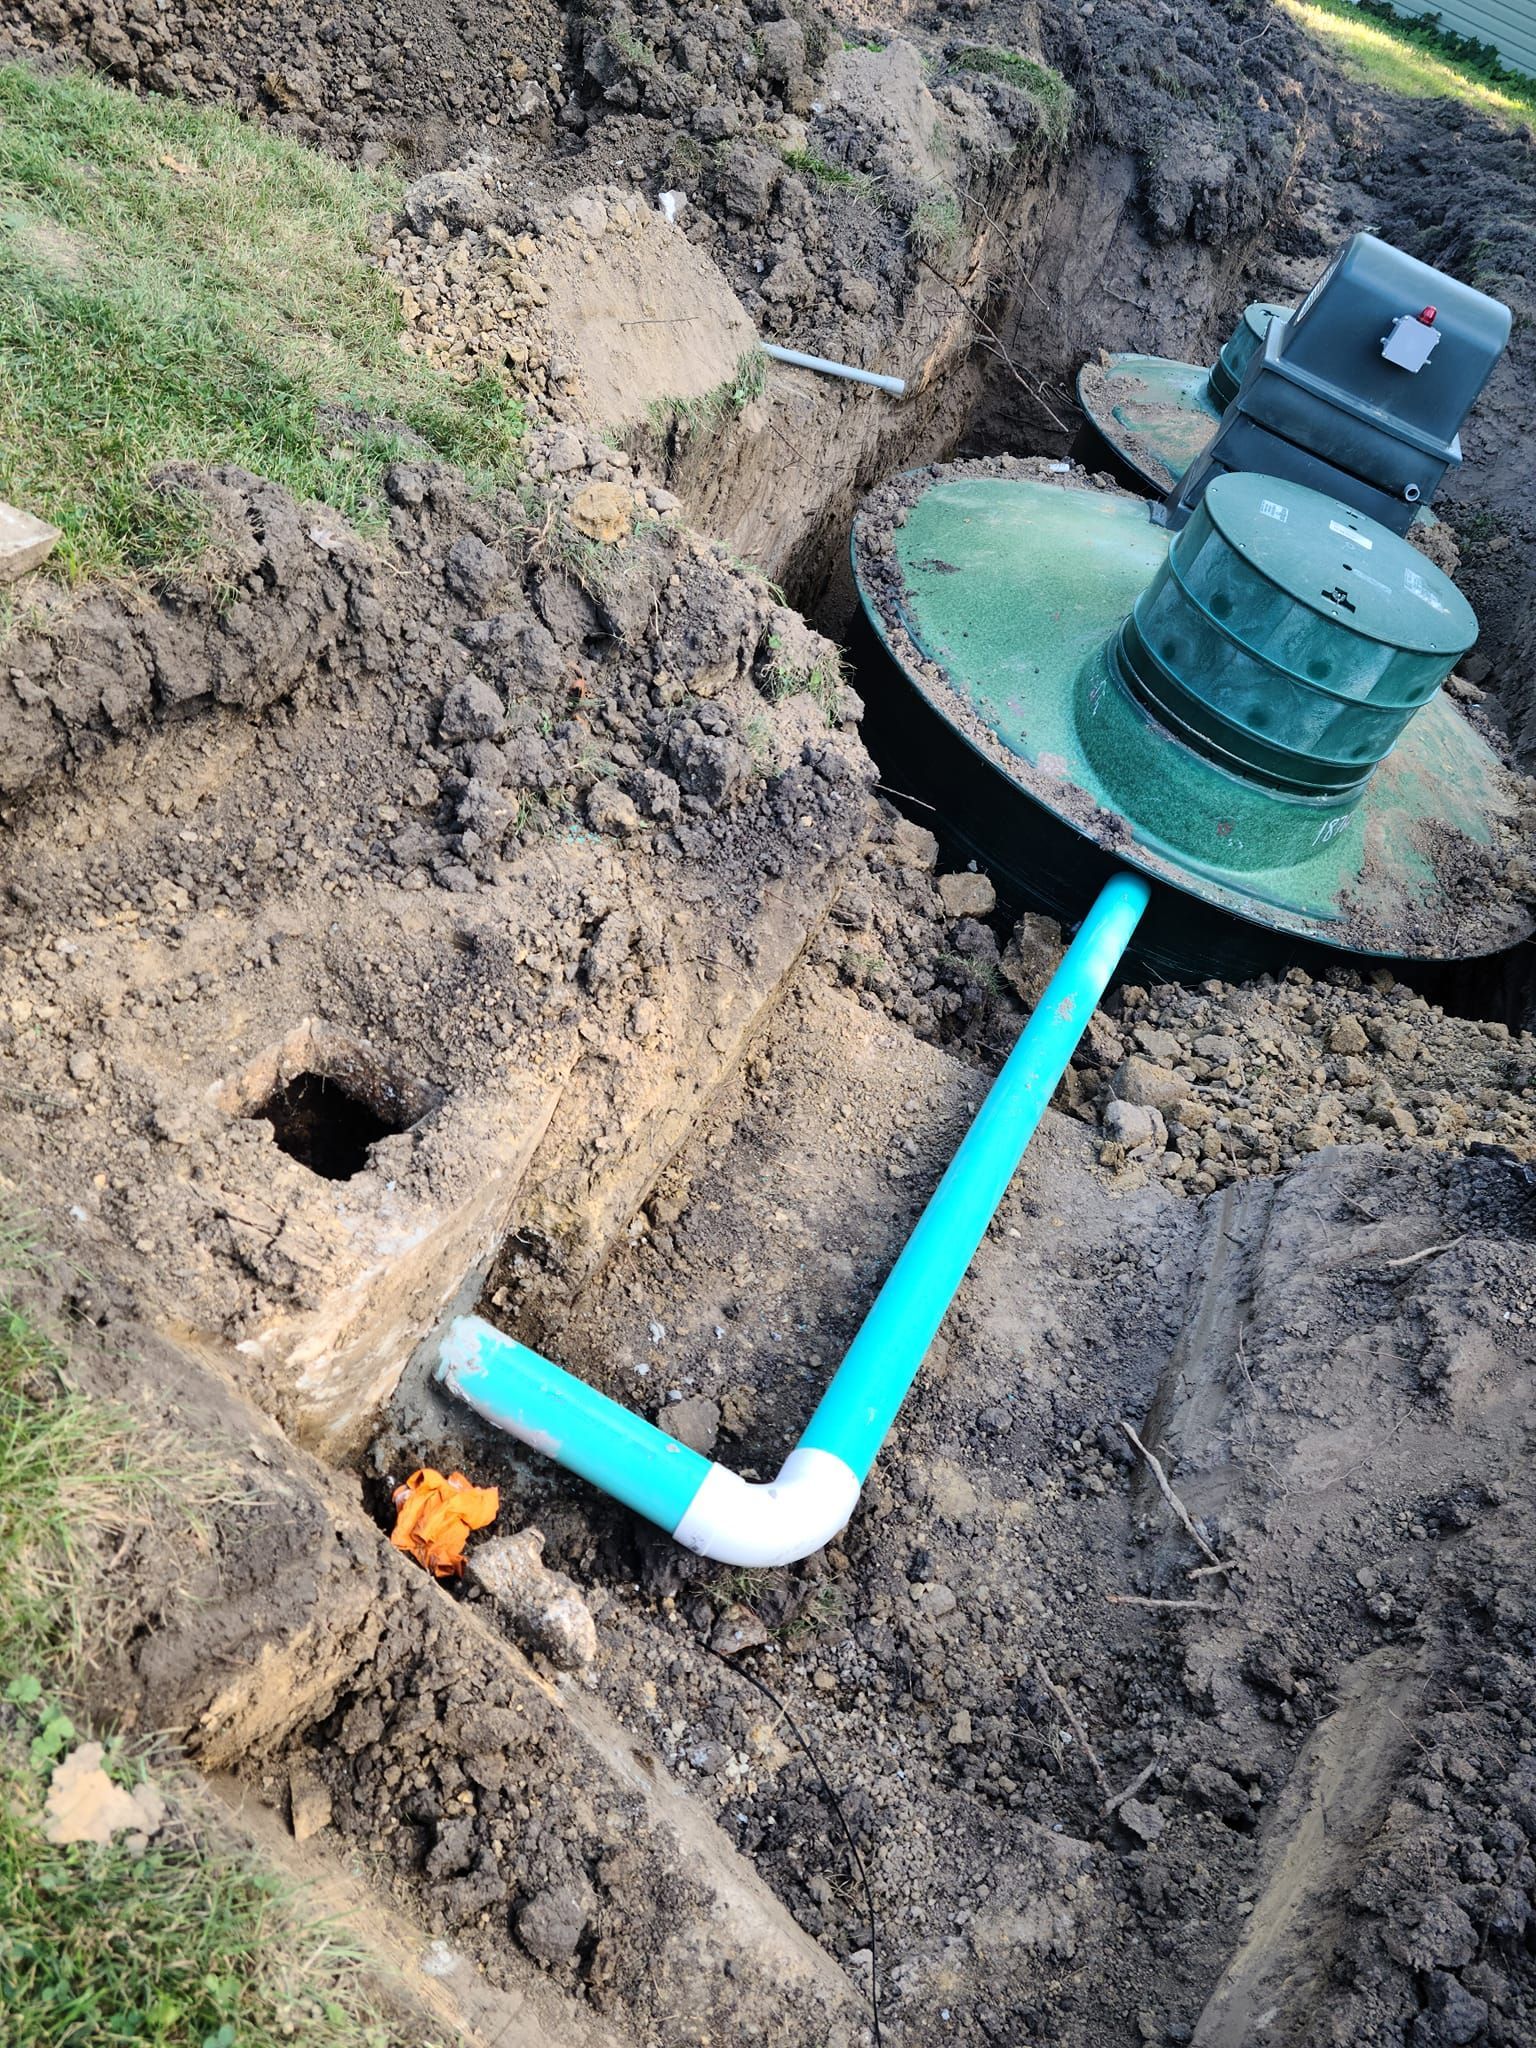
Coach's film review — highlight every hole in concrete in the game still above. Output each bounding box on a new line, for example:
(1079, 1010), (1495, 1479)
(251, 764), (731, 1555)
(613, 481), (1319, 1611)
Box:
(253, 1069), (407, 1181)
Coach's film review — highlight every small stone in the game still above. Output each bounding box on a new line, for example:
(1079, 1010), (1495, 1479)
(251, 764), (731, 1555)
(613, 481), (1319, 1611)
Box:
(543, 427), (587, 475)
(947, 1709), (973, 1745)
(840, 274), (878, 314)
(1104, 1098), (1166, 1152)
(1135, 1024), (1184, 1062)
(937, 870), (997, 919)
(659, 1394), (720, 1456)
(467, 1526), (598, 1672)
(67, 1049), (99, 1083)
(885, 818), (939, 870)
(919, 1583), (957, 1620)
(812, 1668), (837, 1692)
(1119, 1797), (1165, 1844)
(1329, 1014), (1369, 1055)
(1113, 1055), (1188, 1112)
(710, 1603), (769, 1656)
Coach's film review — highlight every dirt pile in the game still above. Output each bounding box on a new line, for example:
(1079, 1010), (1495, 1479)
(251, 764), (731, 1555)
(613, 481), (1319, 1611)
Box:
(1085, 965), (1536, 1192)
(0, 423), (871, 1453)
(1, 0), (567, 164)
(381, 172), (759, 429)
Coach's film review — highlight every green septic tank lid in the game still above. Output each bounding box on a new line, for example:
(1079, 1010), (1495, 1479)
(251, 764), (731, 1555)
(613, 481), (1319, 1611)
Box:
(850, 466), (1529, 963)
(1077, 304), (1293, 491)
(1075, 353), (1219, 492)
(1200, 472), (1476, 656)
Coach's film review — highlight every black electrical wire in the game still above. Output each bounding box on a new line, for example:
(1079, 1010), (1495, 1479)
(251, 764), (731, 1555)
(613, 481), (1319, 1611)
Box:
(707, 1644), (883, 2048)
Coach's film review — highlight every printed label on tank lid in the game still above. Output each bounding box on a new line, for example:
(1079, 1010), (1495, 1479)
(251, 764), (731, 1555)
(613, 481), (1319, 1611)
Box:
(1329, 520), (1372, 549)
(1259, 498), (1288, 522)
(1402, 565), (1449, 614)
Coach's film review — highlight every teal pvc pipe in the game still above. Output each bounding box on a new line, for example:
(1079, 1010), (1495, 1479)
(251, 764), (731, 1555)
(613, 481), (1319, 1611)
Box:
(440, 870), (1150, 1541)
(436, 1320), (714, 1529)
(801, 868), (1151, 1477)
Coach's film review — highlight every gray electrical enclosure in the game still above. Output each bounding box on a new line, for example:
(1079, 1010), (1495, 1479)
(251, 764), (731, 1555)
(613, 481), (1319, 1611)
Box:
(1165, 232), (1511, 533)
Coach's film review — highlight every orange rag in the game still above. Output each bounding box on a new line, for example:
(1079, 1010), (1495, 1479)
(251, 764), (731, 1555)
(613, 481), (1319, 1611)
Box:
(390, 1466), (499, 1578)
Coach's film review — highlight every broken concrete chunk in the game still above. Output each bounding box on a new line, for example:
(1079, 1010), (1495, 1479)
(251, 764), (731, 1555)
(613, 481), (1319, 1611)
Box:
(468, 1526), (599, 1673)
(0, 502), (61, 584)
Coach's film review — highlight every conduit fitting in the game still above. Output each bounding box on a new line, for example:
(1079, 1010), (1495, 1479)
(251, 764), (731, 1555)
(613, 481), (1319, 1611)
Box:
(760, 342), (906, 398)
(437, 872), (1151, 1564)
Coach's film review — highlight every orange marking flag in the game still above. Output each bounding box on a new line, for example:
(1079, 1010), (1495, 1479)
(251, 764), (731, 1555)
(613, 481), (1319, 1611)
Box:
(390, 1466), (499, 1577)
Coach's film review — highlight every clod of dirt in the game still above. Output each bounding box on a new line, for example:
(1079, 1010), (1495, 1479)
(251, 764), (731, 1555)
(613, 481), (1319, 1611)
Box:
(44, 1745), (166, 1849)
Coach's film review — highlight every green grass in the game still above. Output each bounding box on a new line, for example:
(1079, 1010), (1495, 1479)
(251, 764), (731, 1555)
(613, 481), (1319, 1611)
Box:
(763, 643), (848, 726)
(644, 346), (767, 442)
(0, 1688), (395, 2048)
(1283, 0), (1536, 123)
(0, 1281), (404, 2045)
(0, 1292), (159, 1679)
(781, 146), (860, 188)
(0, 63), (525, 583)
(907, 186), (964, 264)
(951, 47), (1076, 151)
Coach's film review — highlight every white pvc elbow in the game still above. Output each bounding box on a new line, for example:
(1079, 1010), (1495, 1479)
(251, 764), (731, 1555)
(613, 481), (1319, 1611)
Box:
(671, 1446), (863, 1567)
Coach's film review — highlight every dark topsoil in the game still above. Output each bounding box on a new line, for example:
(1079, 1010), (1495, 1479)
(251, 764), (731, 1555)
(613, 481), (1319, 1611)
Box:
(4, 3), (1536, 2048)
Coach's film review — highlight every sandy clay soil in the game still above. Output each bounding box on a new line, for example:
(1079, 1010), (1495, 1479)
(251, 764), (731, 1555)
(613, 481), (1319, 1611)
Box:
(3, 0), (1536, 2044)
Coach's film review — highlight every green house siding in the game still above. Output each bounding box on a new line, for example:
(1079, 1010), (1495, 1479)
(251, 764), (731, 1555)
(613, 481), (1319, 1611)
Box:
(1410, 0), (1536, 78)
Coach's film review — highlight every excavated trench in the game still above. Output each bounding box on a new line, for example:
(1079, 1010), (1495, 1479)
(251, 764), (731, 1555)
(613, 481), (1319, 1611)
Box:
(338, 170), (1536, 2047)
(174, 134), (1534, 2047)
(6, 16), (1535, 2039)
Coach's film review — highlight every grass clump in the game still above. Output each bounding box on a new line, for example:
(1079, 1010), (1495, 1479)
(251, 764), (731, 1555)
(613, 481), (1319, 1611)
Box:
(0, 1684), (395, 2048)
(645, 346), (767, 442)
(0, 1293), (159, 1679)
(1282, 0), (1536, 123)
(781, 146), (859, 187)
(952, 46), (1076, 150)
(763, 641), (848, 726)
(0, 62), (525, 584)
(907, 186), (964, 264)
(0, 1280), (402, 2046)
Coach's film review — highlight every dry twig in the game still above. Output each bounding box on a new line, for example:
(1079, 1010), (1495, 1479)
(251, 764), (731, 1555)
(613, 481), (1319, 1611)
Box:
(1381, 1236), (1465, 1270)
(1121, 1420), (1222, 1567)
(1103, 1759), (1159, 1814)
(1031, 1652), (1108, 1792)
(1106, 1593), (1226, 1613)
